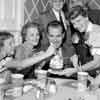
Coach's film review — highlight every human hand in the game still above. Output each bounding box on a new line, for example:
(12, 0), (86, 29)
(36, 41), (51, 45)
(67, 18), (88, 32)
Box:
(70, 54), (78, 68)
(46, 44), (56, 56)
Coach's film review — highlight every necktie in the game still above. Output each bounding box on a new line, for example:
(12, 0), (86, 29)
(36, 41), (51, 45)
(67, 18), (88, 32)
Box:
(59, 12), (66, 32)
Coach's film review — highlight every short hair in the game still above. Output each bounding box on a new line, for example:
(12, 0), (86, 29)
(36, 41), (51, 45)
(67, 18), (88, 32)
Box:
(47, 20), (64, 34)
(0, 31), (13, 49)
(21, 22), (41, 42)
(69, 6), (88, 20)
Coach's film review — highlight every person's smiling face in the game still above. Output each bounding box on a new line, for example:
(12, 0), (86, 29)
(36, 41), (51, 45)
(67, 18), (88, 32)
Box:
(71, 15), (88, 33)
(25, 27), (40, 46)
(48, 26), (64, 49)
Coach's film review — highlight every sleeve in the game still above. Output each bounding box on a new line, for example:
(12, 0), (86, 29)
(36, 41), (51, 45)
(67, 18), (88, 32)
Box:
(14, 45), (25, 60)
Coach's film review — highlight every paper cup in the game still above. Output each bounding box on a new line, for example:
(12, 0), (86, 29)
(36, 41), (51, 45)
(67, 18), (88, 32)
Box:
(77, 72), (88, 91)
(11, 74), (24, 85)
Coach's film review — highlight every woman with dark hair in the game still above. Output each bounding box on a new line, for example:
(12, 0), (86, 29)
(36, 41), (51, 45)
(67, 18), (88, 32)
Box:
(15, 22), (42, 60)
(5, 22), (56, 79)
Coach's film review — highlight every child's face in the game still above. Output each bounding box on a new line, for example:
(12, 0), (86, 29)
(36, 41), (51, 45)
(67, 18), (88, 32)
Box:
(25, 27), (40, 46)
(3, 37), (15, 55)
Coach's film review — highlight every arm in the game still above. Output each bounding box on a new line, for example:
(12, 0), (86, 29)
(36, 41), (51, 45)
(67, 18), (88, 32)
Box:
(81, 54), (100, 71)
(68, 54), (100, 75)
(5, 44), (56, 70)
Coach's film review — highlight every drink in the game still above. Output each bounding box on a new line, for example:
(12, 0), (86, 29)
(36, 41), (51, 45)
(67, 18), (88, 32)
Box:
(11, 74), (24, 85)
(35, 70), (47, 89)
(11, 74), (24, 97)
(47, 79), (57, 94)
(0, 78), (5, 100)
(77, 72), (88, 91)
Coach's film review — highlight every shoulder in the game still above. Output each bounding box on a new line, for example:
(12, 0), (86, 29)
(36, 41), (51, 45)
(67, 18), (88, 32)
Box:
(92, 24), (100, 32)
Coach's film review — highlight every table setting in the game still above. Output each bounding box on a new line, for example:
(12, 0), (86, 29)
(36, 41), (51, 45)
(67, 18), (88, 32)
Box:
(0, 68), (99, 100)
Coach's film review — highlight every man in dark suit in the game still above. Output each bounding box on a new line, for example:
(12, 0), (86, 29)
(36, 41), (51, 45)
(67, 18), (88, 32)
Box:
(37, 0), (72, 47)
(41, 20), (78, 77)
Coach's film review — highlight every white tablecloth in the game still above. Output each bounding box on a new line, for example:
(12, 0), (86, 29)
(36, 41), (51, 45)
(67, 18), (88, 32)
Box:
(6, 78), (100, 100)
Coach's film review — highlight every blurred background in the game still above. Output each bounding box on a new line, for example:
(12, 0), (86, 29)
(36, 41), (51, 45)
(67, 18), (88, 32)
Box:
(0, 0), (100, 45)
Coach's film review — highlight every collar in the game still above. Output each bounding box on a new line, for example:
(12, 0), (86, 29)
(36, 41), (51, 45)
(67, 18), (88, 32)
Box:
(86, 22), (93, 33)
(55, 48), (62, 56)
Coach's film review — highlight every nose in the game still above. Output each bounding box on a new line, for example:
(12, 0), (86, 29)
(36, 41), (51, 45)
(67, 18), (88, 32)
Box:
(54, 39), (57, 42)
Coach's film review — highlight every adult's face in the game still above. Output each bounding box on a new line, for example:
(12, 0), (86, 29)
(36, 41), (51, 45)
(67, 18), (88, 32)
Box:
(71, 15), (88, 33)
(51, 0), (64, 11)
(26, 27), (40, 46)
(3, 37), (15, 55)
(48, 26), (64, 49)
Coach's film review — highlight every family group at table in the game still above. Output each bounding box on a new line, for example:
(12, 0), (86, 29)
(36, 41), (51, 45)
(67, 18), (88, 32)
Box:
(1, 0), (100, 88)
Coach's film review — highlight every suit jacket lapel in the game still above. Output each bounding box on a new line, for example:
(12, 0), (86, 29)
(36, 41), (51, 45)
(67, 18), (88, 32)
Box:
(61, 11), (67, 30)
(49, 9), (57, 21)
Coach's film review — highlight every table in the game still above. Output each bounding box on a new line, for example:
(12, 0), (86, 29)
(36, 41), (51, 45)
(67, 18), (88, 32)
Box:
(5, 78), (100, 100)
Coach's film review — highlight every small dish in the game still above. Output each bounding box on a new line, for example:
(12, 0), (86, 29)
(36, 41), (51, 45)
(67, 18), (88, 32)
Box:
(23, 84), (33, 93)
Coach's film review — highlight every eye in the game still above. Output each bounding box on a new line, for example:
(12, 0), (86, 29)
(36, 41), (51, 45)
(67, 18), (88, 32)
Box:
(57, 34), (62, 37)
(49, 34), (54, 37)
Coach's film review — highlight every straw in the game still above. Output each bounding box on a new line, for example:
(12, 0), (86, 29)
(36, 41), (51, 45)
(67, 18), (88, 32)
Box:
(79, 61), (83, 72)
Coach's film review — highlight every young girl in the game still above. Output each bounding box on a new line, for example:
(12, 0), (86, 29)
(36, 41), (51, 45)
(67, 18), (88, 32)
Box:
(5, 22), (56, 79)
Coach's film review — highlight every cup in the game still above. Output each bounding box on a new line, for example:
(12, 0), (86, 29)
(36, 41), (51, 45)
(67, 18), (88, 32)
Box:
(77, 72), (88, 91)
(11, 74), (24, 97)
(47, 79), (57, 94)
(0, 78), (6, 100)
(35, 70), (47, 88)
(11, 74), (24, 86)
